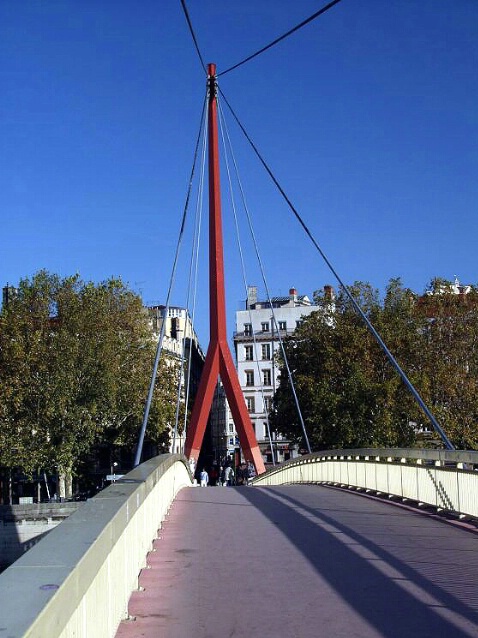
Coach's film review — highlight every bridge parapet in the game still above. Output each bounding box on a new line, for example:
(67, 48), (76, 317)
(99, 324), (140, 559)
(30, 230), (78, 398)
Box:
(253, 448), (478, 520)
(0, 454), (192, 638)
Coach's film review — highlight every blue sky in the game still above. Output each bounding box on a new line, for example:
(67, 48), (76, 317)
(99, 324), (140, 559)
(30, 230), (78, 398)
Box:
(1, 1), (477, 346)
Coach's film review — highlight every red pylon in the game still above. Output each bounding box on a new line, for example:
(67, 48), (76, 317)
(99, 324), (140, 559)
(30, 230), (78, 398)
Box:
(184, 64), (265, 475)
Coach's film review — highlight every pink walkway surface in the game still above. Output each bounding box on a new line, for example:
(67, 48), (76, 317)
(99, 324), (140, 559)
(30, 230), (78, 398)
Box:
(115, 485), (478, 638)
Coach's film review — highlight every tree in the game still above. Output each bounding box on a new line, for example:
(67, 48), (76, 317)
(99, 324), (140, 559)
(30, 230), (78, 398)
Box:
(416, 280), (478, 449)
(0, 271), (180, 498)
(271, 279), (437, 451)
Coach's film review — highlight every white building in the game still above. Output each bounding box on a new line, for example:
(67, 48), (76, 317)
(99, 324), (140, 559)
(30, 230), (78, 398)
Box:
(148, 305), (205, 454)
(229, 286), (331, 465)
(425, 276), (472, 296)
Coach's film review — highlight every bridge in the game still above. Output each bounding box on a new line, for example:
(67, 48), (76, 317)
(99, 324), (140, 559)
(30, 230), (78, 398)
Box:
(1, 449), (477, 637)
(1, 5), (476, 637)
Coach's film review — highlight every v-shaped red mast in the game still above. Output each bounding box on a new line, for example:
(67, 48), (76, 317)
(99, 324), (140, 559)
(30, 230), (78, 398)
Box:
(185, 64), (265, 475)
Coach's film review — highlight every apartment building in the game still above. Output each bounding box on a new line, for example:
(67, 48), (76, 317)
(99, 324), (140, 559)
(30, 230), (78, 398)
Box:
(230, 286), (329, 464)
(148, 305), (205, 454)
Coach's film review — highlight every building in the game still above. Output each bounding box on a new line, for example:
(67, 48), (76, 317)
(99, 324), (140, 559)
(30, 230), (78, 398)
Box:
(417, 277), (475, 319)
(424, 276), (472, 297)
(147, 305), (205, 454)
(229, 286), (331, 465)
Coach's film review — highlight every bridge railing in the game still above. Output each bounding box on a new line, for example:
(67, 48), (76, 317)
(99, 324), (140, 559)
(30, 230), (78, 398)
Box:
(252, 448), (478, 520)
(0, 454), (192, 638)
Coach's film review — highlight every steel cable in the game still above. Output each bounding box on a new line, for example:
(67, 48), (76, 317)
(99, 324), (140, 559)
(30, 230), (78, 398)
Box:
(134, 96), (208, 466)
(219, 88), (454, 451)
(218, 0), (343, 77)
(218, 97), (312, 455)
(180, 0), (207, 74)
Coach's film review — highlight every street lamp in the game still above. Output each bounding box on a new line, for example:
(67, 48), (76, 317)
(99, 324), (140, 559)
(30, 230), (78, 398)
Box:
(110, 462), (119, 483)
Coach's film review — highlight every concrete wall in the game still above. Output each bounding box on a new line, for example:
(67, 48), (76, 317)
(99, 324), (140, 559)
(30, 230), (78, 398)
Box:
(0, 503), (81, 570)
(253, 448), (478, 520)
(0, 454), (192, 638)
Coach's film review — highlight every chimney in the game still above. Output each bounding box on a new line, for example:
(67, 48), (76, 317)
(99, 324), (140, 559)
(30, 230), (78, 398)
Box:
(246, 286), (257, 309)
(289, 287), (298, 304)
(324, 285), (335, 301)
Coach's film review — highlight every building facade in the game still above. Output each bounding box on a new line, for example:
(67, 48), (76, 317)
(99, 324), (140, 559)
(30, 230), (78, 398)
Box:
(229, 286), (330, 465)
(148, 305), (205, 454)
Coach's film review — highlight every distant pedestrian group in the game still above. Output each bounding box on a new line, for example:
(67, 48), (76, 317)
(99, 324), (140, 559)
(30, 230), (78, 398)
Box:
(196, 461), (256, 487)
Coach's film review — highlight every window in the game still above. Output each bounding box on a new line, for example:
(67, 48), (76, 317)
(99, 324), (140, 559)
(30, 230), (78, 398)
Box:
(228, 423), (234, 433)
(296, 320), (302, 329)
(244, 345), (253, 361)
(228, 437), (234, 446)
(263, 396), (273, 412)
(278, 321), (287, 331)
(170, 317), (179, 339)
(245, 370), (254, 386)
(246, 396), (255, 413)
(261, 343), (271, 360)
(261, 321), (270, 332)
(262, 369), (272, 386)
(244, 323), (252, 336)
(263, 422), (269, 438)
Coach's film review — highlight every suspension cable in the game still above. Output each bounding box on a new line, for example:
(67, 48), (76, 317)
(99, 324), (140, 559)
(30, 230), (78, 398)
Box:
(218, 0), (343, 77)
(180, 0), (207, 74)
(172, 96), (207, 453)
(179, 97), (209, 450)
(218, 97), (311, 455)
(218, 101), (277, 464)
(218, 100), (283, 462)
(219, 88), (454, 451)
(134, 98), (207, 467)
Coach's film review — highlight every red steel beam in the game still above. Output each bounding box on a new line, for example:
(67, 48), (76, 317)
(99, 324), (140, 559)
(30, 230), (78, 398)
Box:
(185, 63), (265, 475)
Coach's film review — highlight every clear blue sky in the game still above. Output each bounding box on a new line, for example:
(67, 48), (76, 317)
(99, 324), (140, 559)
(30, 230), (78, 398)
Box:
(2, 1), (477, 346)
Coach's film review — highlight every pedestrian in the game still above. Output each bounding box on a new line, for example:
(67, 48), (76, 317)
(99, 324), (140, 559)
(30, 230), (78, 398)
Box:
(236, 464), (245, 485)
(209, 465), (218, 486)
(217, 466), (223, 486)
(246, 462), (256, 485)
(199, 468), (209, 487)
(223, 465), (234, 486)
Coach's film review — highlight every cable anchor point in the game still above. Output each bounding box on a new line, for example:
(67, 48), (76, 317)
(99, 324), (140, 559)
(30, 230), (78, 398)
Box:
(207, 63), (218, 101)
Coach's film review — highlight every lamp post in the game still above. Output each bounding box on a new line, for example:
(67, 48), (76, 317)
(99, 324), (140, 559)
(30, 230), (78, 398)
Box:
(110, 462), (119, 483)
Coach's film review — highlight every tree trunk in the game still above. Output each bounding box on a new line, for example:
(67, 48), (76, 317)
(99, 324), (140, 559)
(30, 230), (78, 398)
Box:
(58, 473), (66, 499)
(58, 470), (73, 499)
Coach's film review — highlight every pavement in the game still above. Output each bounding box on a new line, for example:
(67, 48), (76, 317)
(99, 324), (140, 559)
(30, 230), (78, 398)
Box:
(115, 484), (478, 638)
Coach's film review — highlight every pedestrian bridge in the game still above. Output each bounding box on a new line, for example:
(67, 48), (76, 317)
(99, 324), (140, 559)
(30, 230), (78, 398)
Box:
(1, 450), (478, 637)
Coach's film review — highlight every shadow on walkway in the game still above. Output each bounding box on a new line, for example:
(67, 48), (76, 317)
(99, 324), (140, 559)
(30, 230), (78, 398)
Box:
(239, 485), (478, 637)
(0, 505), (22, 573)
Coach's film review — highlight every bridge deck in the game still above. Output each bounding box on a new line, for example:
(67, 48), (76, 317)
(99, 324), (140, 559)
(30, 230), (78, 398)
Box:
(115, 484), (478, 638)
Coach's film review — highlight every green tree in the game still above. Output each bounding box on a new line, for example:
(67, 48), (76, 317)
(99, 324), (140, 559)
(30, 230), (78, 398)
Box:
(0, 271), (180, 497)
(271, 279), (427, 451)
(417, 280), (478, 448)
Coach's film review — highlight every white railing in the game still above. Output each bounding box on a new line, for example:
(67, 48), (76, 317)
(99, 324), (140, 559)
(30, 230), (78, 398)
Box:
(0, 454), (192, 638)
(253, 448), (478, 519)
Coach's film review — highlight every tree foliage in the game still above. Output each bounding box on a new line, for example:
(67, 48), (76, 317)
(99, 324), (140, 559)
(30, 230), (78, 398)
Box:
(0, 271), (180, 481)
(271, 278), (478, 451)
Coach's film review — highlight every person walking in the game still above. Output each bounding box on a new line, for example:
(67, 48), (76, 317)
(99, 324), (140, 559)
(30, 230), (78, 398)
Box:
(199, 468), (209, 487)
(246, 462), (256, 485)
(223, 465), (234, 486)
